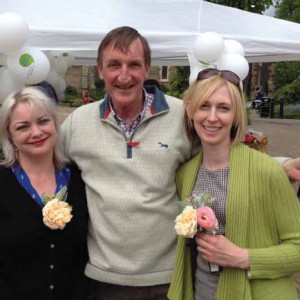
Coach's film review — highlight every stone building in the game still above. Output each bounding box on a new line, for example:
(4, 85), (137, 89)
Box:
(65, 63), (275, 99)
(247, 62), (275, 98)
(65, 66), (96, 92)
(64, 65), (171, 93)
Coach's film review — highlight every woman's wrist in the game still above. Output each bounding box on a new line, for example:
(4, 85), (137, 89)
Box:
(235, 248), (250, 270)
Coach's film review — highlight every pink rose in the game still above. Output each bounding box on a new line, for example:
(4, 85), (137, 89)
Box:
(197, 206), (218, 232)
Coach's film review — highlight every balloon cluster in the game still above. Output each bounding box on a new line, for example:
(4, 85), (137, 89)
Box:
(0, 12), (74, 104)
(189, 31), (249, 85)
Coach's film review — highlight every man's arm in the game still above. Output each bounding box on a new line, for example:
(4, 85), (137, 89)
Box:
(282, 158), (300, 182)
(276, 157), (300, 182)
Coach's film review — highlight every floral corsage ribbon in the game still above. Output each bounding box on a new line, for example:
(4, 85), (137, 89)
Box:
(41, 186), (73, 230)
(175, 192), (220, 272)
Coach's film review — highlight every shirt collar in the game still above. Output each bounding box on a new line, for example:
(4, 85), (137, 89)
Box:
(109, 88), (153, 123)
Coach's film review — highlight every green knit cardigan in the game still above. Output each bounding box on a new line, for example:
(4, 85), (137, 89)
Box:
(168, 143), (300, 300)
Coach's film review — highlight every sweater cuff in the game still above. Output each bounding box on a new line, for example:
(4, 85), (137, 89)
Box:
(274, 157), (290, 165)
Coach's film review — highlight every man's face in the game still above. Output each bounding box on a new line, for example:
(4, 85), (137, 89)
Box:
(98, 38), (150, 111)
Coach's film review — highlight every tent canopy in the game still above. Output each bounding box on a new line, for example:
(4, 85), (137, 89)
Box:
(1, 0), (300, 66)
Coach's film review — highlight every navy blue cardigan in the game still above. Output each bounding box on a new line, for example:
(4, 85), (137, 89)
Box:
(0, 164), (88, 300)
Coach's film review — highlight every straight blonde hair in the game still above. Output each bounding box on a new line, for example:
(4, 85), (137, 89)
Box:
(183, 74), (247, 145)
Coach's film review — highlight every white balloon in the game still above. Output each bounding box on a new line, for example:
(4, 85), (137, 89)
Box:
(189, 67), (202, 85)
(187, 52), (213, 85)
(57, 91), (65, 102)
(0, 12), (29, 54)
(193, 32), (224, 63)
(44, 51), (56, 67)
(0, 67), (25, 104)
(224, 39), (245, 56)
(54, 57), (68, 76)
(60, 52), (75, 67)
(7, 47), (50, 84)
(45, 69), (61, 92)
(239, 81), (244, 92)
(56, 79), (67, 101)
(217, 53), (249, 80)
(56, 77), (66, 93)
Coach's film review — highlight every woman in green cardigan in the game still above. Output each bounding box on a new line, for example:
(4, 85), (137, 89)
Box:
(168, 69), (300, 300)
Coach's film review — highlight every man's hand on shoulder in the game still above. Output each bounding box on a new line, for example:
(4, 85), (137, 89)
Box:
(283, 157), (300, 182)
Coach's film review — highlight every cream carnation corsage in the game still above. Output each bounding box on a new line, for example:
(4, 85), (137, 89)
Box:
(41, 186), (73, 230)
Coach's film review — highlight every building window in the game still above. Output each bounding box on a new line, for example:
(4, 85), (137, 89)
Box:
(160, 66), (169, 82)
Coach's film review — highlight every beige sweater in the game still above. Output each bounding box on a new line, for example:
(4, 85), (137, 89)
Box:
(61, 89), (192, 286)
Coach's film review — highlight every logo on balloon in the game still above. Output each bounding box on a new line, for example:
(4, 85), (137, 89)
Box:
(7, 47), (50, 85)
(19, 53), (34, 67)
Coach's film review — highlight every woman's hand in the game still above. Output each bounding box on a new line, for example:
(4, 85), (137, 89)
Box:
(196, 233), (249, 270)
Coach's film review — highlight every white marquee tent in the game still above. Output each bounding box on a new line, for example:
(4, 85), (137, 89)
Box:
(1, 0), (300, 66)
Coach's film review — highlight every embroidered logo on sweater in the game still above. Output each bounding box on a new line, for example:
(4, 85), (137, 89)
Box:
(158, 142), (169, 151)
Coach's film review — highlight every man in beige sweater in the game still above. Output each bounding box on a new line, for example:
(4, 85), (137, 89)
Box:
(61, 26), (300, 300)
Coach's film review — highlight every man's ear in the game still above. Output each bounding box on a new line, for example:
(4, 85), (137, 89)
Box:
(145, 64), (151, 78)
(97, 64), (104, 80)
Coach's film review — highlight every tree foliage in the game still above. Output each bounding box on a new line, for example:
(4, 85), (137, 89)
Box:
(273, 0), (300, 103)
(275, 0), (300, 22)
(274, 78), (300, 103)
(206, 0), (272, 13)
(167, 66), (190, 99)
(273, 61), (300, 90)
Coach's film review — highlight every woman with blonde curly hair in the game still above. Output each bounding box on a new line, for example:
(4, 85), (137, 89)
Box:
(0, 87), (89, 300)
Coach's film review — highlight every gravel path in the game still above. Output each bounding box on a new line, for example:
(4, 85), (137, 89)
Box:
(57, 106), (77, 124)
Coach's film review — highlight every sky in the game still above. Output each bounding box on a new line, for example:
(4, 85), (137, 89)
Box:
(263, 5), (276, 16)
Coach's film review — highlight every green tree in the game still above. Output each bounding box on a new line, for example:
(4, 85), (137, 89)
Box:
(167, 66), (190, 99)
(207, 0), (272, 13)
(273, 0), (300, 102)
(275, 0), (300, 22)
(273, 61), (300, 90)
(274, 78), (300, 103)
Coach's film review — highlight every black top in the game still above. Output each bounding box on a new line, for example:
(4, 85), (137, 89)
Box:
(0, 164), (88, 300)
(254, 90), (263, 100)
(34, 81), (58, 103)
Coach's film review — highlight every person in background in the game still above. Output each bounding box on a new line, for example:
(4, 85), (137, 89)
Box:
(0, 87), (89, 300)
(34, 80), (59, 103)
(251, 86), (263, 109)
(82, 89), (95, 104)
(60, 26), (300, 300)
(168, 69), (300, 300)
(144, 79), (161, 90)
